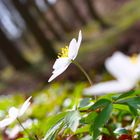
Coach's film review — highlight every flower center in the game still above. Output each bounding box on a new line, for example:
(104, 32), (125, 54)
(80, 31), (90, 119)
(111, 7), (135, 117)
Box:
(58, 46), (69, 58)
(130, 54), (138, 64)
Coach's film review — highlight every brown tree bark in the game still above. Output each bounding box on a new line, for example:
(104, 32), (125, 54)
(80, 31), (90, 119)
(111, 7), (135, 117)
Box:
(30, 1), (64, 41)
(86, 0), (110, 28)
(0, 27), (30, 70)
(66, 0), (87, 26)
(45, 0), (71, 32)
(0, 51), (8, 70)
(12, 0), (57, 60)
(1, 0), (33, 50)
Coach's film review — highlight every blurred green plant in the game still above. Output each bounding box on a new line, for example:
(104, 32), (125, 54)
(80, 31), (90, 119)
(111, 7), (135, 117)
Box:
(0, 82), (140, 140)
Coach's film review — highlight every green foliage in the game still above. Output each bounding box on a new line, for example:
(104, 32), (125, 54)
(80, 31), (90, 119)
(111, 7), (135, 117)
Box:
(44, 112), (67, 133)
(91, 102), (113, 140)
(64, 110), (81, 132)
(17, 138), (31, 140)
(116, 96), (140, 115)
(114, 128), (128, 136)
(0, 82), (140, 140)
(89, 99), (111, 110)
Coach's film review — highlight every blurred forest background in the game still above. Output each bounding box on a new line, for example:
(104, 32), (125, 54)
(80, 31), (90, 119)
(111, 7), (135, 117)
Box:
(0, 0), (140, 95)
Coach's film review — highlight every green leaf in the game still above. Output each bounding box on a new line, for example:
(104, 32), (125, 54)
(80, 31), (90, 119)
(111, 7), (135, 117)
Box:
(112, 91), (133, 100)
(45, 112), (66, 132)
(117, 97), (140, 109)
(90, 99), (111, 110)
(113, 104), (130, 112)
(43, 112), (67, 140)
(113, 90), (140, 101)
(43, 110), (81, 140)
(100, 127), (110, 135)
(116, 97), (140, 115)
(75, 125), (90, 134)
(79, 98), (92, 110)
(133, 90), (140, 95)
(17, 138), (31, 140)
(43, 121), (62, 140)
(84, 112), (98, 124)
(114, 128), (128, 135)
(128, 105), (138, 116)
(64, 110), (81, 132)
(72, 83), (86, 107)
(92, 103), (113, 140)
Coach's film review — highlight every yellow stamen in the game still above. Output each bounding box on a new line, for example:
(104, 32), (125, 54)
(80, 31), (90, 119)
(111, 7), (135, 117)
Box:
(58, 46), (69, 58)
(130, 54), (138, 64)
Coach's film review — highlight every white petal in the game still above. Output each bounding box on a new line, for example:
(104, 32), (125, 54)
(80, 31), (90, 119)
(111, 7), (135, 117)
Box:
(84, 80), (135, 95)
(48, 58), (70, 82)
(48, 64), (70, 82)
(6, 125), (21, 138)
(0, 118), (14, 128)
(137, 54), (140, 72)
(77, 30), (82, 50)
(53, 58), (70, 69)
(18, 96), (31, 117)
(8, 107), (18, 119)
(22, 119), (34, 128)
(105, 52), (136, 81)
(68, 39), (77, 60)
(68, 30), (82, 60)
(138, 54), (140, 61)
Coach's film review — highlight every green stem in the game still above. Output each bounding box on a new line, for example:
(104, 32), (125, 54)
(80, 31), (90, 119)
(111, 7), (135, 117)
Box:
(131, 117), (139, 140)
(72, 60), (93, 86)
(72, 60), (96, 100)
(17, 118), (30, 137)
(17, 118), (39, 140)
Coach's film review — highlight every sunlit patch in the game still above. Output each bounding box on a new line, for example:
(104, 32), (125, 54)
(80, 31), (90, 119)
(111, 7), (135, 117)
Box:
(58, 46), (69, 58)
(130, 54), (138, 64)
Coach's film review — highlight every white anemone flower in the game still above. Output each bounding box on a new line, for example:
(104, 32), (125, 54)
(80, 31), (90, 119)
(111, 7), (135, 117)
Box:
(0, 96), (32, 128)
(48, 30), (82, 82)
(6, 119), (38, 139)
(84, 52), (140, 95)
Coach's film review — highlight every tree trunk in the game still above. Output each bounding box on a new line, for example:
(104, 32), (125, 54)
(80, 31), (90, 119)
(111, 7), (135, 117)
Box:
(30, 1), (64, 41)
(0, 27), (30, 70)
(66, 0), (87, 26)
(0, 51), (8, 70)
(45, 0), (71, 32)
(12, 0), (57, 60)
(86, 0), (110, 28)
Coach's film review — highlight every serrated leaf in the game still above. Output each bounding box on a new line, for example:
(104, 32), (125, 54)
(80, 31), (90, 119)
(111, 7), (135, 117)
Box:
(128, 105), (138, 116)
(92, 103), (113, 140)
(79, 98), (92, 110)
(112, 91), (133, 101)
(45, 112), (66, 132)
(113, 90), (140, 101)
(116, 97), (140, 109)
(43, 121), (62, 140)
(64, 110), (81, 132)
(43, 112), (66, 140)
(113, 104), (130, 112)
(114, 128), (128, 135)
(90, 99), (111, 111)
(115, 96), (140, 116)
(85, 112), (98, 124)
(75, 125), (90, 134)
